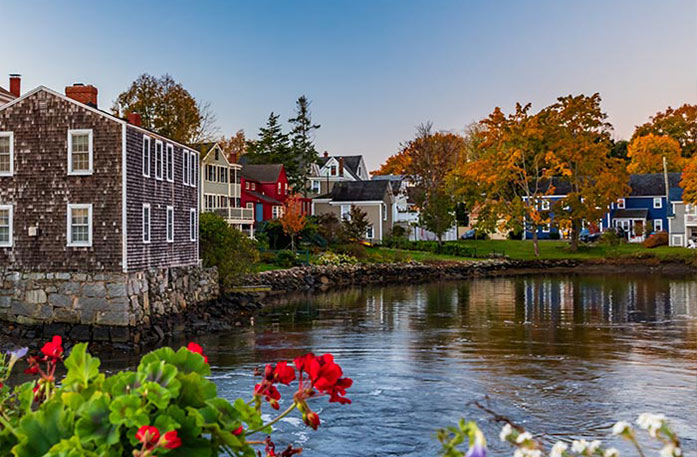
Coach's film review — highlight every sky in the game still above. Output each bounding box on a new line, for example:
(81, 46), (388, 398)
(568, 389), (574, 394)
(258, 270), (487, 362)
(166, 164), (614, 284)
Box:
(2, 0), (696, 171)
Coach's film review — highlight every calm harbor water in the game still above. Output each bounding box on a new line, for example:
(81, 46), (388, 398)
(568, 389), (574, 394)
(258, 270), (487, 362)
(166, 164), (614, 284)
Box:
(115, 274), (697, 456)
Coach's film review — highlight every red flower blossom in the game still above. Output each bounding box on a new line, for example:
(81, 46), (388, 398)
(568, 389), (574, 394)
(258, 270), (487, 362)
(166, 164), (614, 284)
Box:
(293, 353), (315, 373)
(186, 342), (208, 364)
(162, 430), (182, 449)
(232, 425), (243, 436)
(255, 383), (281, 409)
(135, 425), (160, 450)
(41, 335), (63, 360)
(24, 364), (39, 375)
(328, 377), (353, 404)
(274, 361), (296, 385)
(305, 411), (320, 430)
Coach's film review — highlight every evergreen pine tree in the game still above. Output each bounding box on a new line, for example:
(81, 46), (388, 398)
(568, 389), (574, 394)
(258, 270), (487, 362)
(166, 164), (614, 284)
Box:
(288, 96), (321, 193)
(246, 112), (291, 165)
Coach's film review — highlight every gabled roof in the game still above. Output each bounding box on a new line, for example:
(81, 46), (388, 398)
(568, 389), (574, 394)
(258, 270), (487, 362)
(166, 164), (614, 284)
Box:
(241, 164), (284, 183)
(319, 155), (365, 180)
(192, 142), (217, 156)
(371, 174), (403, 193)
(628, 173), (682, 197)
(329, 180), (391, 202)
(0, 85), (197, 152)
(245, 190), (282, 205)
(0, 86), (15, 104)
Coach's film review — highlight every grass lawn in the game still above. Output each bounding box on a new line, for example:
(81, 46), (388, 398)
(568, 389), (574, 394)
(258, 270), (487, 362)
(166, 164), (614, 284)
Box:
(366, 247), (475, 263)
(254, 262), (286, 272)
(376, 240), (696, 262)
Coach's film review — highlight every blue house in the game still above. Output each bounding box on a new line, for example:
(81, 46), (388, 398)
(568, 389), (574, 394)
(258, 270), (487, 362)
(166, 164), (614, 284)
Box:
(524, 173), (682, 242)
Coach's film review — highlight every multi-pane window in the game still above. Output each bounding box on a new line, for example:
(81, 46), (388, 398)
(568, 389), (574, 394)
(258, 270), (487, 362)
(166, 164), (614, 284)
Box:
(155, 141), (163, 180)
(142, 136), (151, 177)
(142, 204), (151, 243)
(0, 132), (13, 176)
(341, 205), (351, 220)
(166, 144), (174, 182)
(617, 199), (625, 209)
(653, 197), (662, 209)
(189, 209), (196, 241)
(654, 219), (663, 232)
(189, 151), (196, 186)
(311, 180), (320, 193)
(68, 130), (93, 175)
(366, 225), (374, 239)
(0, 205), (12, 247)
(67, 204), (92, 247)
(272, 206), (280, 219)
(183, 150), (190, 185)
(166, 206), (174, 242)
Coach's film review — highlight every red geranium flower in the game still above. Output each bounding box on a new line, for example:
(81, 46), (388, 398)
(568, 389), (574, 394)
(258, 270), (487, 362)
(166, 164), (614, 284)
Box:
(41, 335), (63, 360)
(162, 430), (182, 449)
(186, 342), (208, 364)
(274, 361), (296, 385)
(305, 411), (320, 430)
(328, 377), (353, 404)
(135, 425), (160, 450)
(232, 425), (243, 436)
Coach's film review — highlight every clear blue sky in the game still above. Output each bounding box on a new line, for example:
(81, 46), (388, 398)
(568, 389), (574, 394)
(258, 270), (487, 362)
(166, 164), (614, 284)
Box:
(3, 0), (696, 170)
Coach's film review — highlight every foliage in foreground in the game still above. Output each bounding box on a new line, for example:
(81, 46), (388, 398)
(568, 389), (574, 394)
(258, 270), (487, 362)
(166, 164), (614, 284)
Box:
(0, 338), (352, 457)
(439, 414), (684, 457)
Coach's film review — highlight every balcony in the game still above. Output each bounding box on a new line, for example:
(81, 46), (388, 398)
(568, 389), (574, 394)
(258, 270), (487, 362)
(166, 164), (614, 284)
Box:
(204, 207), (254, 224)
(686, 213), (697, 226)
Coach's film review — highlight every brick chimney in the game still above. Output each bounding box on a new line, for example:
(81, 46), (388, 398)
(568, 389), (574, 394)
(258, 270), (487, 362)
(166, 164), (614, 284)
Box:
(338, 157), (344, 177)
(127, 112), (142, 127)
(9, 74), (21, 98)
(323, 151), (329, 158)
(65, 83), (98, 108)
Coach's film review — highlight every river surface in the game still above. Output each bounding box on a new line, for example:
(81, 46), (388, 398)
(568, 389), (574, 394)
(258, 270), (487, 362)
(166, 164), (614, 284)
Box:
(112, 274), (697, 456)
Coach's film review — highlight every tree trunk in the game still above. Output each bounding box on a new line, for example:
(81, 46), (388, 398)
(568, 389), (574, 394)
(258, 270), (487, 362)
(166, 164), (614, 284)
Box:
(570, 221), (580, 252)
(532, 229), (540, 257)
(291, 235), (296, 253)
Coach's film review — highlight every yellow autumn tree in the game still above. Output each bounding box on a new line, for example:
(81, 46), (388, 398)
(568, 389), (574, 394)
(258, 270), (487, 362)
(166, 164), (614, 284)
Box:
(371, 149), (412, 176)
(680, 157), (697, 205)
(279, 194), (306, 252)
(627, 134), (683, 174)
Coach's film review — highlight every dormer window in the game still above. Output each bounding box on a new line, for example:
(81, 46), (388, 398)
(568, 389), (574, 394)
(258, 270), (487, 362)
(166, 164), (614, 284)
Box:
(330, 165), (337, 176)
(68, 129), (93, 175)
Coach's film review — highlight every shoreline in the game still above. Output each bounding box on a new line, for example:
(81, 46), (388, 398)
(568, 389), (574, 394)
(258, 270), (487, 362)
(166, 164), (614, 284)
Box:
(1, 258), (694, 351)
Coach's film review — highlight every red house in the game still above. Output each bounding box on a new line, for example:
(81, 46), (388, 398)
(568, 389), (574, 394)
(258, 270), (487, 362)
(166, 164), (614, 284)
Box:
(240, 164), (312, 223)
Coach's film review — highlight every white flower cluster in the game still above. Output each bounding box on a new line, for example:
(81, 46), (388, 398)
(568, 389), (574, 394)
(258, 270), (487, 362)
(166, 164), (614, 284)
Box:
(499, 423), (514, 442)
(571, 439), (601, 455)
(659, 443), (682, 457)
(549, 442), (567, 457)
(611, 421), (631, 436)
(636, 413), (665, 438)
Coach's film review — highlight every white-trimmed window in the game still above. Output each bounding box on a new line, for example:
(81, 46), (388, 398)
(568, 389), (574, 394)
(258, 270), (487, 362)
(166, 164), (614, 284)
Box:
(67, 204), (92, 247)
(67, 130), (93, 175)
(311, 180), (320, 193)
(272, 205), (281, 219)
(542, 223), (551, 233)
(189, 209), (197, 241)
(245, 182), (249, 190)
(366, 225), (374, 239)
(617, 198), (625, 209)
(155, 141), (163, 180)
(166, 144), (174, 182)
(541, 200), (551, 211)
(189, 151), (197, 187)
(166, 206), (174, 242)
(330, 165), (337, 176)
(654, 219), (663, 232)
(278, 182), (282, 194)
(382, 202), (387, 221)
(183, 150), (190, 185)
(142, 136), (151, 177)
(0, 205), (13, 247)
(341, 204), (351, 220)
(142, 204), (151, 243)
(653, 197), (662, 209)
(0, 132), (14, 176)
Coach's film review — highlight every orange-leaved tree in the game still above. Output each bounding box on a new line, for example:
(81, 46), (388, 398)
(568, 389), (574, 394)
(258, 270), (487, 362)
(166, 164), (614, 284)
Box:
(279, 194), (306, 252)
(627, 133), (683, 174)
(681, 157), (697, 205)
(632, 104), (697, 158)
(541, 93), (630, 251)
(371, 148), (412, 176)
(458, 103), (556, 257)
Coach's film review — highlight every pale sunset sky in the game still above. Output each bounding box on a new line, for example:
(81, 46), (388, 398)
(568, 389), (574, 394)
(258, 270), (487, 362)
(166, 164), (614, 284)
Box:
(2, 0), (695, 170)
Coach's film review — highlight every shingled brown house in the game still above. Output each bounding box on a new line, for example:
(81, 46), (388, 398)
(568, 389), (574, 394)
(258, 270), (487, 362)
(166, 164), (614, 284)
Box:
(0, 84), (201, 272)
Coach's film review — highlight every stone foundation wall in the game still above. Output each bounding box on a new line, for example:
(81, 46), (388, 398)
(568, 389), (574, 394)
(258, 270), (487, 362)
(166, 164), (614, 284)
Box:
(0, 265), (219, 328)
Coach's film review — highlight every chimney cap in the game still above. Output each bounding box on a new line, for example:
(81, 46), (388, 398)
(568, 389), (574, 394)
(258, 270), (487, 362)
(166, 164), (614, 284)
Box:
(9, 73), (21, 78)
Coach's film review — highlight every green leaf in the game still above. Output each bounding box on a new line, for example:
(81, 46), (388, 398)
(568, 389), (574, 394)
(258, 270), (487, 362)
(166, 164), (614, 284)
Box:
(108, 394), (148, 427)
(137, 360), (181, 398)
(75, 392), (121, 446)
(63, 344), (101, 392)
(139, 347), (210, 376)
(165, 406), (214, 457)
(177, 372), (217, 408)
(104, 371), (139, 397)
(12, 401), (73, 457)
(233, 398), (265, 431)
(137, 381), (173, 410)
(45, 436), (100, 457)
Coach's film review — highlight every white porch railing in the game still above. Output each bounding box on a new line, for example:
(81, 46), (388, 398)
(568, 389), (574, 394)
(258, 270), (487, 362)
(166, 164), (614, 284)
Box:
(204, 207), (254, 223)
(686, 214), (697, 226)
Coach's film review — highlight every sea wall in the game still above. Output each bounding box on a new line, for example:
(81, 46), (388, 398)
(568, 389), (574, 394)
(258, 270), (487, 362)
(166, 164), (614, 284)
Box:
(0, 265), (219, 342)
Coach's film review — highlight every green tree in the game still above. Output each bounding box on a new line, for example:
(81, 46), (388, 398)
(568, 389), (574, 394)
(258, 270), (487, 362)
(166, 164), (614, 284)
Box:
(342, 206), (370, 241)
(112, 73), (217, 144)
(419, 190), (456, 243)
(246, 112), (292, 164)
(199, 213), (259, 292)
(288, 95), (321, 193)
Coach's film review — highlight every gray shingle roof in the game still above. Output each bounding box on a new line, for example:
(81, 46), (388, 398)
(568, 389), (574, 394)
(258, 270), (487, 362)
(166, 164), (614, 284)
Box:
(329, 180), (390, 202)
(628, 173), (682, 196)
(241, 164), (283, 183)
(371, 174), (403, 193)
(614, 209), (648, 219)
(319, 155), (363, 179)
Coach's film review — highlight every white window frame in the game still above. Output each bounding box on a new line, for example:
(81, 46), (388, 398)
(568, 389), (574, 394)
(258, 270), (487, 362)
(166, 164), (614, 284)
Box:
(189, 208), (197, 241)
(166, 144), (174, 182)
(0, 132), (14, 177)
(142, 203), (151, 244)
(66, 203), (93, 247)
(653, 219), (663, 232)
(311, 180), (320, 193)
(190, 151), (197, 187)
(382, 202), (387, 221)
(542, 223), (551, 233)
(67, 129), (93, 176)
(166, 206), (174, 243)
(366, 225), (374, 239)
(142, 136), (151, 177)
(272, 205), (280, 219)
(0, 204), (13, 247)
(155, 141), (163, 180)
(341, 204), (351, 220)
(653, 197), (662, 209)
(183, 150), (190, 186)
(541, 199), (551, 211)
(617, 198), (625, 210)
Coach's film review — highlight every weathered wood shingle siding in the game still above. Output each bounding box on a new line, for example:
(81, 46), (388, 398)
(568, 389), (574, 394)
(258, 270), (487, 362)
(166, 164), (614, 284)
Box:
(125, 125), (198, 271)
(0, 90), (123, 271)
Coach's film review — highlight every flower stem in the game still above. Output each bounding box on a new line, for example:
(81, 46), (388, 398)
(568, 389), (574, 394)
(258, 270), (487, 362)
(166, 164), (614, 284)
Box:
(629, 436), (646, 457)
(0, 412), (19, 438)
(247, 402), (297, 435)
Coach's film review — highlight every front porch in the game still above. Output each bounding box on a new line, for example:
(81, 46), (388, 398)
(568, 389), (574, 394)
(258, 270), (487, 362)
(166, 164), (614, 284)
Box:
(612, 209), (648, 243)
